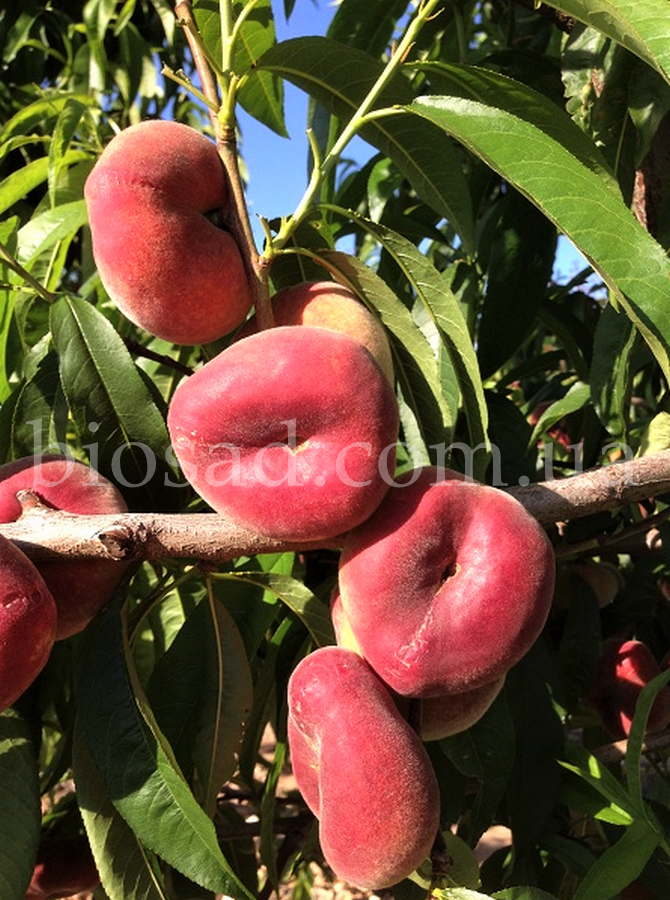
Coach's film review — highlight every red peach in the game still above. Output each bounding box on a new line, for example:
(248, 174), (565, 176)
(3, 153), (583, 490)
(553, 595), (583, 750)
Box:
(84, 119), (253, 345)
(586, 638), (670, 739)
(0, 533), (56, 713)
(287, 646), (440, 890)
(167, 326), (399, 542)
(331, 585), (503, 739)
(240, 281), (394, 384)
(0, 456), (129, 639)
(338, 467), (556, 697)
(417, 678), (505, 740)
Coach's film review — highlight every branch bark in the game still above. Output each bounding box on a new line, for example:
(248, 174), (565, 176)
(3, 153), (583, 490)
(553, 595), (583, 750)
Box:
(2, 451), (670, 564)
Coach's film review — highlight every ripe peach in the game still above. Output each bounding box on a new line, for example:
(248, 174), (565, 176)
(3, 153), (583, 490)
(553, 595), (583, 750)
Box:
(84, 119), (253, 345)
(586, 638), (670, 739)
(0, 456), (129, 639)
(418, 678), (505, 740)
(240, 281), (394, 384)
(0, 533), (56, 713)
(26, 835), (100, 899)
(331, 585), (504, 739)
(338, 467), (555, 698)
(167, 326), (399, 542)
(287, 646), (440, 890)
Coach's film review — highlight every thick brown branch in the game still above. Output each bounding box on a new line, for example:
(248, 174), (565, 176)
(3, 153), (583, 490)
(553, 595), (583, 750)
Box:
(505, 451), (670, 526)
(3, 451), (670, 563)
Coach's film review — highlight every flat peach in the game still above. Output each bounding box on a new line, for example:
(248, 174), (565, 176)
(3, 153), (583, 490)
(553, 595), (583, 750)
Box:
(85, 119), (253, 345)
(167, 326), (399, 541)
(338, 467), (555, 697)
(288, 646), (440, 889)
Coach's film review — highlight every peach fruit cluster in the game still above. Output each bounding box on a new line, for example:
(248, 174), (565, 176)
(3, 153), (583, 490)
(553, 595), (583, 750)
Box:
(81, 120), (560, 889)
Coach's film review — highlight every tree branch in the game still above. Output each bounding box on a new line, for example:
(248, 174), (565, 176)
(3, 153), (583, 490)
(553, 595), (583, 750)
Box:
(2, 451), (670, 564)
(505, 451), (670, 526)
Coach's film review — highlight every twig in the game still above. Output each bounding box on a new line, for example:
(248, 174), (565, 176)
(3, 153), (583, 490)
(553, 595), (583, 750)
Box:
(2, 451), (670, 563)
(174, 0), (220, 134)
(123, 338), (193, 377)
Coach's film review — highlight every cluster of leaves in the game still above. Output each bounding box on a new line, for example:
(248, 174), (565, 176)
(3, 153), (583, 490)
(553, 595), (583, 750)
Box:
(3, 1), (670, 899)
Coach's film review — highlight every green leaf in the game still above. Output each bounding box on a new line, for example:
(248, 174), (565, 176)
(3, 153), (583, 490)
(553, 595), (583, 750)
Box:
(528, 382), (590, 449)
(590, 304), (639, 441)
(553, 0), (670, 86)
(313, 247), (456, 464)
(220, 571), (334, 647)
(0, 216), (20, 403)
(558, 777), (635, 826)
(17, 199), (88, 267)
(328, 0), (413, 57)
(50, 295), (177, 510)
(506, 643), (564, 850)
(443, 690), (515, 846)
(408, 95), (670, 383)
(0, 158), (49, 218)
(477, 191), (557, 379)
(495, 889), (561, 900)
(48, 99), (89, 205)
(0, 349), (69, 461)
(433, 890), (495, 900)
(257, 37), (475, 251)
(560, 742), (635, 824)
(74, 725), (171, 900)
(625, 667), (670, 815)
(0, 709), (41, 900)
(414, 61), (619, 192)
(1, 94), (90, 141)
(190, 595), (253, 817)
(146, 593), (253, 818)
(233, 0), (286, 137)
(75, 600), (252, 898)
(321, 218), (490, 479)
(571, 819), (659, 900)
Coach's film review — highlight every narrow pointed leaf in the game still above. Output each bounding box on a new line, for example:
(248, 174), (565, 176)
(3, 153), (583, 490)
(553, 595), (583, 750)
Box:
(328, 0), (412, 57)
(560, 742), (635, 822)
(625, 667), (670, 815)
(571, 819), (659, 900)
(414, 61), (619, 191)
(17, 199), (88, 266)
(193, 0), (286, 136)
(74, 725), (171, 900)
(48, 99), (89, 205)
(76, 601), (252, 898)
(321, 219), (490, 478)
(313, 247), (456, 459)
(409, 95), (670, 383)
(50, 295), (177, 510)
(146, 594), (253, 818)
